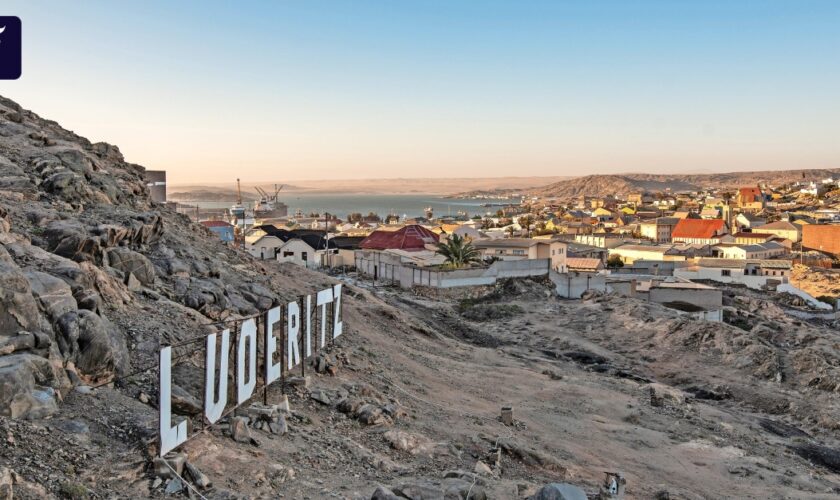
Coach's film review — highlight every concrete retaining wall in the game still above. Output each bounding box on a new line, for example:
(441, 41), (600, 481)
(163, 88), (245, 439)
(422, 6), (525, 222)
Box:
(551, 272), (608, 299)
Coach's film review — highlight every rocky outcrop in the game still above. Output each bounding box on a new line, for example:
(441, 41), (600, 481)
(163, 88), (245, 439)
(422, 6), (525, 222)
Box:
(529, 483), (588, 500)
(0, 353), (61, 419)
(0, 261), (41, 334)
(25, 271), (77, 321)
(54, 310), (128, 381)
(0, 95), (284, 425)
(106, 247), (155, 285)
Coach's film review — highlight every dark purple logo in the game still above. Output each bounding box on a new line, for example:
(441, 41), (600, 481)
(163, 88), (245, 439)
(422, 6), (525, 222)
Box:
(0, 17), (21, 79)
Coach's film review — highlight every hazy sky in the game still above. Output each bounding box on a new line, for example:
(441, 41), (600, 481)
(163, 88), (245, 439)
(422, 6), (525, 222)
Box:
(2, 1), (839, 183)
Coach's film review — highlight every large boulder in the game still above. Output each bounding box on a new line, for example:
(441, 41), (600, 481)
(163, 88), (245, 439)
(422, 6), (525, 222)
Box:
(41, 171), (89, 201)
(54, 148), (96, 175)
(107, 247), (155, 285)
(55, 310), (128, 381)
(529, 483), (588, 500)
(0, 206), (9, 233)
(0, 155), (32, 194)
(25, 271), (77, 321)
(390, 478), (487, 500)
(0, 353), (59, 419)
(238, 282), (275, 311)
(0, 261), (41, 335)
(179, 278), (229, 318)
(42, 220), (102, 263)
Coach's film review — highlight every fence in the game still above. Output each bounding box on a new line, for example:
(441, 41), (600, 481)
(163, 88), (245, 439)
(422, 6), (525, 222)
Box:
(401, 259), (550, 289)
(355, 253), (551, 289)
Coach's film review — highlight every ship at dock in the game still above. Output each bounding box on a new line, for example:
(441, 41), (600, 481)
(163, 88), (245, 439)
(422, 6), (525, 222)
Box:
(253, 184), (289, 219)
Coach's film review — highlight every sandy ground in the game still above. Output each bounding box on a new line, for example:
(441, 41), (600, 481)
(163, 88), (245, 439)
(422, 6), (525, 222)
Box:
(5, 270), (840, 499)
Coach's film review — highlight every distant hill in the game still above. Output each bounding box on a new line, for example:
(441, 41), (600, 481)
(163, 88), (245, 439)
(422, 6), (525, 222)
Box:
(169, 177), (570, 196)
(527, 169), (840, 199)
(168, 189), (257, 202)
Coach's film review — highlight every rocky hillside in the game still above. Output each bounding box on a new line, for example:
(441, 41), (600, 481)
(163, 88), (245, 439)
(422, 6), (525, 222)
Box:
(0, 96), (599, 498)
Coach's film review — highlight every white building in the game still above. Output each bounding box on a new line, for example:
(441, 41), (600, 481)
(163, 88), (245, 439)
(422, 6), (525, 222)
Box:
(473, 238), (568, 272)
(674, 258), (791, 290)
(711, 241), (786, 260)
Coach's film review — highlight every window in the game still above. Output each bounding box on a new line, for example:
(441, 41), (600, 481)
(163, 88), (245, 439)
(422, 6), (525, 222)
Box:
(513, 249), (525, 255)
(721, 269), (731, 277)
(283, 251), (294, 257)
(301, 252), (308, 261)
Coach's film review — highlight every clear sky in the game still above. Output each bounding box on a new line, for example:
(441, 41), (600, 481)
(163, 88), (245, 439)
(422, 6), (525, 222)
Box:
(1, 1), (838, 183)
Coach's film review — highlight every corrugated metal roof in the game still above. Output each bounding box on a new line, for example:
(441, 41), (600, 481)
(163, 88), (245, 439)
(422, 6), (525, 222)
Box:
(200, 220), (232, 228)
(566, 257), (603, 270)
(359, 224), (439, 250)
(474, 238), (540, 248)
(698, 258), (791, 269)
(672, 219), (725, 239)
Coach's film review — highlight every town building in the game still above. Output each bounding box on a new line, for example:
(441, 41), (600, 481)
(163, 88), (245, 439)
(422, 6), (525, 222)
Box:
(199, 220), (234, 243)
(566, 257), (604, 273)
(752, 220), (801, 243)
(711, 241), (786, 260)
(573, 233), (627, 249)
(144, 170), (167, 203)
(735, 213), (767, 229)
(275, 233), (362, 269)
(671, 219), (727, 245)
(608, 244), (687, 265)
(802, 225), (840, 256)
(736, 186), (766, 212)
(674, 258), (791, 289)
(638, 280), (723, 322)
(639, 217), (680, 243)
(473, 238), (567, 272)
(359, 225), (439, 251)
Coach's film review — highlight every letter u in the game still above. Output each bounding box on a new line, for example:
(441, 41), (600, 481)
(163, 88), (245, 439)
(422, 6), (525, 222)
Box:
(204, 329), (230, 424)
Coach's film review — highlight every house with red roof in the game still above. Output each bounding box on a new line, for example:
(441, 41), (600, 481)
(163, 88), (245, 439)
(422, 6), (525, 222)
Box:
(359, 225), (439, 251)
(736, 186), (765, 212)
(671, 219), (728, 245)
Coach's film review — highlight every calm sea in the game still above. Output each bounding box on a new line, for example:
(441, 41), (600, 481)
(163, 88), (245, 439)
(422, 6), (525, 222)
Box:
(187, 194), (518, 219)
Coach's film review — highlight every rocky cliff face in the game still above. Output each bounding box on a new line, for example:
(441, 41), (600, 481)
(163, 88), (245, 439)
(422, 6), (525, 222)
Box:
(0, 94), (292, 418)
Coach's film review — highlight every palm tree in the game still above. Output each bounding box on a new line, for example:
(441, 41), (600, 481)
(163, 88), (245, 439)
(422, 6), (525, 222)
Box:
(435, 234), (482, 268)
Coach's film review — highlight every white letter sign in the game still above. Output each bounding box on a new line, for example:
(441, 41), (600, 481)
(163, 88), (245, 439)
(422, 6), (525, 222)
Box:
(264, 306), (282, 385)
(316, 287), (333, 348)
(287, 300), (300, 369)
(159, 346), (187, 456)
(237, 319), (257, 405)
(160, 285), (347, 456)
(204, 329), (229, 424)
(332, 284), (343, 339)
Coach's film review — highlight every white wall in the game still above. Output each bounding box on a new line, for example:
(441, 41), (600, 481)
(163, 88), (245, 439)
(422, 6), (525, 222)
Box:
(355, 251), (551, 289)
(247, 235), (285, 260)
(551, 272), (608, 299)
(277, 239), (318, 268)
(674, 267), (788, 290)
